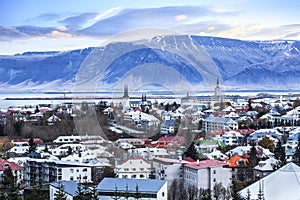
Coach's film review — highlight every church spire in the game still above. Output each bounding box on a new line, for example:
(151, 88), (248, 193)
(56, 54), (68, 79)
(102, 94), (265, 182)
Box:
(123, 84), (129, 98)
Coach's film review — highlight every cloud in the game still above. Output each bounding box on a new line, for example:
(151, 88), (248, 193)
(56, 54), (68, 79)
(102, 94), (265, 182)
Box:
(58, 12), (99, 29)
(80, 6), (219, 36)
(175, 15), (187, 21)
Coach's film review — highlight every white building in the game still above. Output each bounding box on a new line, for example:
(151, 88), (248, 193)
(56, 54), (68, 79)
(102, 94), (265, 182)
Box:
(183, 160), (232, 191)
(221, 130), (244, 146)
(24, 158), (93, 186)
(152, 157), (190, 184)
(115, 158), (152, 179)
(202, 115), (238, 132)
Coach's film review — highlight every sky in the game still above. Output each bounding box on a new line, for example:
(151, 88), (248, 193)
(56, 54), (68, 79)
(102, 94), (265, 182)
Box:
(0, 0), (300, 55)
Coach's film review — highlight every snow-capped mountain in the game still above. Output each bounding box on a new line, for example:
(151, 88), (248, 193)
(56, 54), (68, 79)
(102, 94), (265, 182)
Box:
(0, 35), (299, 92)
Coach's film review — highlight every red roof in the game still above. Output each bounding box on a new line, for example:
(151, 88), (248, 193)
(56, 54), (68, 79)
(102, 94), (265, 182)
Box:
(157, 136), (186, 143)
(0, 158), (22, 171)
(184, 159), (227, 169)
(225, 155), (248, 168)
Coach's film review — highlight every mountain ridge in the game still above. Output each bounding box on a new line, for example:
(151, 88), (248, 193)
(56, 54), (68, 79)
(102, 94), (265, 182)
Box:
(0, 35), (299, 92)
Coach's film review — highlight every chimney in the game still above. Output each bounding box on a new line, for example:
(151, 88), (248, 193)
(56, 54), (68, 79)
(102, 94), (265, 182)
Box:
(196, 159), (200, 166)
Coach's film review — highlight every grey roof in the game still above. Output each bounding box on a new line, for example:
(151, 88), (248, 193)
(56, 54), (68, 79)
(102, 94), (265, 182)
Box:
(97, 178), (167, 194)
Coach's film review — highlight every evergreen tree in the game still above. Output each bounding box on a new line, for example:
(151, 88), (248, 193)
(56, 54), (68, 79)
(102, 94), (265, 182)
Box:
(293, 137), (300, 166)
(183, 142), (197, 160)
(54, 182), (67, 200)
(90, 185), (98, 200)
(246, 189), (251, 200)
(28, 137), (37, 153)
(257, 182), (265, 200)
(231, 181), (243, 200)
(76, 182), (87, 200)
(247, 144), (258, 182)
(274, 140), (286, 167)
(3, 167), (19, 200)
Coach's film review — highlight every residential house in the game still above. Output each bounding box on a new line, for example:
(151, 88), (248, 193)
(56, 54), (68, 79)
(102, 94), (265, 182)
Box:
(247, 129), (283, 145)
(225, 155), (249, 181)
(202, 115), (238, 133)
(253, 157), (278, 180)
(115, 158), (152, 179)
(97, 178), (168, 200)
(0, 158), (23, 188)
(221, 130), (244, 146)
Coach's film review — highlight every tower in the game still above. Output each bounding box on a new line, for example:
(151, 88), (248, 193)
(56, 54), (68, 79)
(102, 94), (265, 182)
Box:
(123, 84), (130, 109)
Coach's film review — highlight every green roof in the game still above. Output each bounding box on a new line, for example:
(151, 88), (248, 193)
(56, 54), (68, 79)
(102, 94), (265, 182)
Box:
(194, 140), (226, 148)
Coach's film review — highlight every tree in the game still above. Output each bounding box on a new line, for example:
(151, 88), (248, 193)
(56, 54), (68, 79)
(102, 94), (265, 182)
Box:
(247, 144), (259, 182)
(258, 136), (275, 152)
(76, 182), (89, 200)
(28, 137), (37, 153)
(213, 183), (226, 200)
(2, 166), (19, 200)
(274, 140), (286, 167)
(89, 185), (98, 200)
(231, 181), (243, 200)
(54, 182), (67, 200)
(293, 137), (300, 166)
(183, 142), (197, 160)
(257, 182), (265, 200)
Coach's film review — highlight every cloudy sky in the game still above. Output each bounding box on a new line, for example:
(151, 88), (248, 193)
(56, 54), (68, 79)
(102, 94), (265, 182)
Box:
(1, 0), (300, 55)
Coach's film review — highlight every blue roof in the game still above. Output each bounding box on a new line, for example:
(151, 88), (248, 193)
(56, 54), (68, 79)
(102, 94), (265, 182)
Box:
(288, 132), (300, 140)
(51, 181), (89, 196)
(97, 178), (167, 194)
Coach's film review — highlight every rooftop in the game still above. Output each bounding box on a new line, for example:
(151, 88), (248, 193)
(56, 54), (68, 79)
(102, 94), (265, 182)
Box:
(97, 178), (167, 193)
(184, 159), (227, 169)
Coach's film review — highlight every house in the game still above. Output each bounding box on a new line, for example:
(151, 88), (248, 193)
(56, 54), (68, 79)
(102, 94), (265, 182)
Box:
(97, 178), (168, 200)
(202, 115), (238, 133)
(183, 159), (232, 191)
(49, 180), (91, 200)
(253, 157), (278, 179)
(239, 162), (300, 200)
(115, 158), (152, 179)
(152, 157), (190, 184)
(194, 139), (226, 154)
(128, 147), (170, 160)
(151, 136), (186, 150)
(247, 129), (283, 144)
(225, 155), (249, 181)
(53, 135), (81, 144)
(0, 158), (23, 188)
(221, 130), (244, 146)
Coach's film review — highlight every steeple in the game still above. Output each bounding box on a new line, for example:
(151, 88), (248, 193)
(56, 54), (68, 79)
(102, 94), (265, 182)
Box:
(214, 78), (221, 96)
(123, 84), (129, 98)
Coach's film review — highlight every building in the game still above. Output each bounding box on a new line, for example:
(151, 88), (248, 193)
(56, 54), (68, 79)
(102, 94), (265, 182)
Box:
(183, 159), (232, 191)
(115, 158), (152, 179)
(221, 130), (244, 146)
(240, 162), (300, 200)
(152, 157), (190, 184)
(0, 158), (23, 188)
(202, 115), (238, 133)
(24, 158), (93, 186)
(97, 178), (168, 200)
(225, 155), (249, 181)
(247, 129), (283, 145)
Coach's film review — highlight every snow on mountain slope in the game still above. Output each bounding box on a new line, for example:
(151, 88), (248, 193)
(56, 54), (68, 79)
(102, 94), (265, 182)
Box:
(0, 36), (299, 92)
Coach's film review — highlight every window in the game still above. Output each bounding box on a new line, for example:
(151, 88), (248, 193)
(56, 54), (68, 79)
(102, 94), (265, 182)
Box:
(162, 192), (165, 197)
(70, 169), (74, 173)
(213, 170), (216, 174)
(213, 178), (216, 182)
(70, 176), (74, 181)
(76, 169), (79, 172)
(83, 168), (87, 172)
